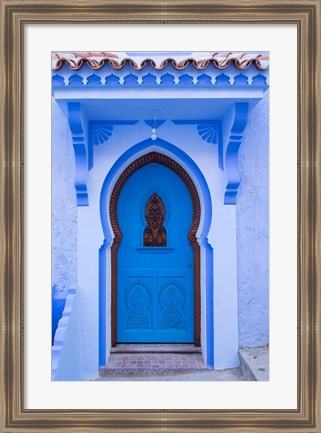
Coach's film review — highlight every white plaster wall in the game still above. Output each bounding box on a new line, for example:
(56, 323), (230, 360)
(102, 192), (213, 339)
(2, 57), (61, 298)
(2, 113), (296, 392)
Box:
(52, 99), (77, 295)
(237, 92), (269, 347)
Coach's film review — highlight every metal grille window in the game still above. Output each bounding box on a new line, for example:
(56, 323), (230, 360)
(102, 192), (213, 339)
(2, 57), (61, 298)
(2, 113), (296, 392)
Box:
(143, 193), (167, 247)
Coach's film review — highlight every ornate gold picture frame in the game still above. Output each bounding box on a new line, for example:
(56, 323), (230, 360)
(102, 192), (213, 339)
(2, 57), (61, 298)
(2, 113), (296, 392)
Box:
(0, 1), (320, 431)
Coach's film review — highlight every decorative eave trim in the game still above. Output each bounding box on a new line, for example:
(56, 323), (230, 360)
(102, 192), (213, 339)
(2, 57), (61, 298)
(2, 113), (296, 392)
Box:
(224, 102), (249, 205)
(67, 102), (88, 206)
(52, 72), (268, 89)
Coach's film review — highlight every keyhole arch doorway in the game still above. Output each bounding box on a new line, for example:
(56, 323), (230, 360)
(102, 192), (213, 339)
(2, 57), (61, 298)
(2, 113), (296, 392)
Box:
(109, 151), (202, 347)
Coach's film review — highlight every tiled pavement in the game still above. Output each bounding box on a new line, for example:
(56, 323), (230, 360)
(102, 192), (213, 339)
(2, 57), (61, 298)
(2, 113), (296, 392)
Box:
(98, 344), (244, 381)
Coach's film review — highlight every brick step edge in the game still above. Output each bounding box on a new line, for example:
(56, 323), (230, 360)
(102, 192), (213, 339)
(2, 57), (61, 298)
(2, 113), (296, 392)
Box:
(110, 350), (201, 354)
(99, 368), (212, 377)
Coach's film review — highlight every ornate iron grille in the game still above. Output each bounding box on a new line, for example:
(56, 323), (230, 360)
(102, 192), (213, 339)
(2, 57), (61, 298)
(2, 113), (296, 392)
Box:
(143, 193), (167, 247)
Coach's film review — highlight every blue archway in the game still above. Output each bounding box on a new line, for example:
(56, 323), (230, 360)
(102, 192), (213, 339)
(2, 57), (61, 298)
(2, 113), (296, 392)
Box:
(99, 138), (214, 366)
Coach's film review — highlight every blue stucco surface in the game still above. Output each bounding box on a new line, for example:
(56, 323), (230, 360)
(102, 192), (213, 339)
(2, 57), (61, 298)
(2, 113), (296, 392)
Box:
(51, 100), (78, 347)
(236, 92), (269, 347)
(52, 100), (77, 292)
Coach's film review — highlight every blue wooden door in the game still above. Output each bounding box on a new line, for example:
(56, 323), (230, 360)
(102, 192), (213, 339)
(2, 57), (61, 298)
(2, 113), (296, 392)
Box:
(117, 162), (194, 343)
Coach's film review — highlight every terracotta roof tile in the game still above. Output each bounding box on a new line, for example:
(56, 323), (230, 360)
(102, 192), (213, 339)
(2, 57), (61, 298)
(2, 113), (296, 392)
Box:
(52, 51), (269, 72)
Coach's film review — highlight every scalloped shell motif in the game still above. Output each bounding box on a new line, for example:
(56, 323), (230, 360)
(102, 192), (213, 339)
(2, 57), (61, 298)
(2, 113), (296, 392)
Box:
(93, 125), (113, 145)
(197, 125), (218, 144)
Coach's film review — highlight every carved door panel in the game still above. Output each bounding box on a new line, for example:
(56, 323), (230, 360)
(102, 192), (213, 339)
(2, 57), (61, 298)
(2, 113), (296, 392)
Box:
(116, 162), (194, 343)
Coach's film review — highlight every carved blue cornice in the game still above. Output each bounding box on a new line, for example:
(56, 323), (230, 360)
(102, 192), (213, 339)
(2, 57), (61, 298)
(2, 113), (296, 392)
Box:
(52, 72), (269, 90)
(224, 102), (249, 205)
(67, 102), (88, 206)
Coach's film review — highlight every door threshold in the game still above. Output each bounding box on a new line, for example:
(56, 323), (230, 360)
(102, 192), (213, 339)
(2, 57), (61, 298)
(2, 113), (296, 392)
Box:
(111, 343), (202, 354)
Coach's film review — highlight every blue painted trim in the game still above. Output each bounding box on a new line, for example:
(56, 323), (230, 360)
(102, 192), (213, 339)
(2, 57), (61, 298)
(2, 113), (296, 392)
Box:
(52, 74), (65, 87)
(178, 74), (194, 85)
(67, 102), (88, 206)
(105, 74), (120, 86)
(234, 73), (248, 86)
(142, 73), (157, 86)
(99, 241), (107, 366)
(218, 120), (224, 170)
(68, 74), (83, 86)
(144, 120), (166, 128)
(172, 119), (218, 125)
(215, 73), (230, 87)
(54, 71), (268, 89)
(160, 73), (175, 86)
(136, 247), (174, 254)
(88, 121), (94, 170)
(252, 73), (269, 89)
(123, 73), (138, 86)
(197, 74), (212, 86)
(205, 242), (214, 367)
(91, 120), (139, 125)
(224, 102), (249, 205)
(87, 74), (102, 86)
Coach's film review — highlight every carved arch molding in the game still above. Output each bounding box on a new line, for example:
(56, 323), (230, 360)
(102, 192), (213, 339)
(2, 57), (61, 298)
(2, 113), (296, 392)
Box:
(109, 151), (201, 346)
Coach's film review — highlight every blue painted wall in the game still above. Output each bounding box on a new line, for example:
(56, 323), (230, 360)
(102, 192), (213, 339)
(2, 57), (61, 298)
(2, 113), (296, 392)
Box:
(51, 99), (78, 348)
(237, 91), (269, 347)
(52, 99), (77, 293)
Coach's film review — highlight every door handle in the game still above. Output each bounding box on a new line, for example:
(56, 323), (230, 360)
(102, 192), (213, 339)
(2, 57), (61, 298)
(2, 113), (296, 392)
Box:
(188, 263), (192, 268)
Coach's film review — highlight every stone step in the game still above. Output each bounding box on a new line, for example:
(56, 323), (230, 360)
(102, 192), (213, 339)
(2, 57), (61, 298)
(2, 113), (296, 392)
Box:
(238, 345), (269, 381)
(100, 351), (208, 377)
(110, 343), (202, 354)
(98, 366), (244, 381)
(99, 367), (211, 378)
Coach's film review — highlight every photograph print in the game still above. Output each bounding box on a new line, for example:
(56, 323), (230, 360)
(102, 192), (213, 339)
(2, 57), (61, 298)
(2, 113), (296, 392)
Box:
(51, 51), (269, 382)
